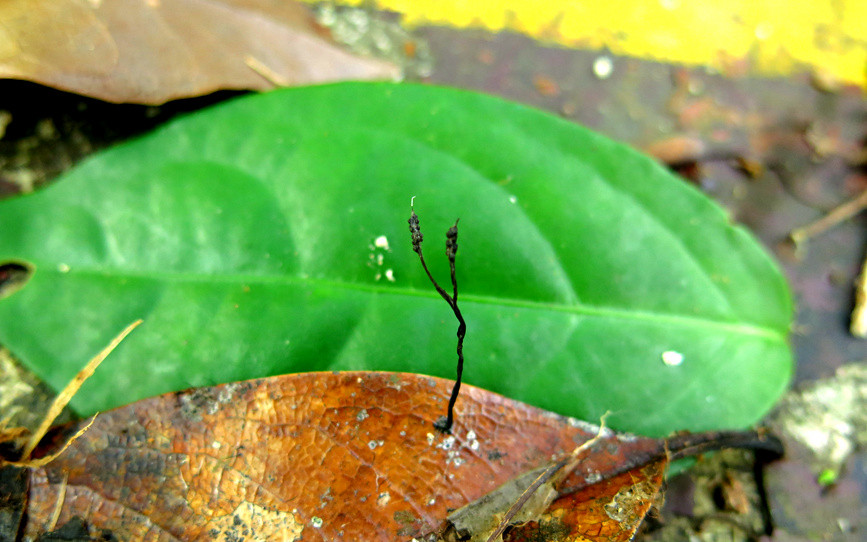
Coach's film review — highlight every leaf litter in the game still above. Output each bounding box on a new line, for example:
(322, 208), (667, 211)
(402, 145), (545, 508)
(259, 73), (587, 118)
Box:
(1, 369), (781, 541)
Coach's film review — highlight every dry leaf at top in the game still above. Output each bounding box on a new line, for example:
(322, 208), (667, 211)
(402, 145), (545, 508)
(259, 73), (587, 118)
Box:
(0, 372), (781, 541)
(0, 0), (399, 104)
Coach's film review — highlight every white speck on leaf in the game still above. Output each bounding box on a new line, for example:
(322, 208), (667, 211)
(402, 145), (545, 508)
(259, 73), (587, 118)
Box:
(585, 472), (602, 484)
(357, 409), (369, 422)
(385, 268), (395, 282)
(374, 235), (390, 250)
(438, 436), (456, 450)
(662, 350), (684, 366)
(463, 430), (480, 451)
(446, 449), (464, 466)
(311, 517), (323, 528)
(377, 492), (390, 507)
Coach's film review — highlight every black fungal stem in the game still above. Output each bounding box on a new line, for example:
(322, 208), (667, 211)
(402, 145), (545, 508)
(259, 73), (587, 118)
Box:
(447, 220), (459, 302)
(442, 297), (466, 434)
(409, 201), (465, 433)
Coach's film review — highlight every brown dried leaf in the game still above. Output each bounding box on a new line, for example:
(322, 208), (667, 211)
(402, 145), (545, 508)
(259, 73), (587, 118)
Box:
(13, 372), (670, 540)
(5, 373), (780, 541)
(0, 0), (398, 104)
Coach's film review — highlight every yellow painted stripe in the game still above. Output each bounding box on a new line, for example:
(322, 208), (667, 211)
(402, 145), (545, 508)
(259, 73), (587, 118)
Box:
(321, 0), (866, 88)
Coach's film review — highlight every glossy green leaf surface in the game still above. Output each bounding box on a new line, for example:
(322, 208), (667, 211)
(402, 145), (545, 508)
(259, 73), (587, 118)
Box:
(0, 83), (792, 436)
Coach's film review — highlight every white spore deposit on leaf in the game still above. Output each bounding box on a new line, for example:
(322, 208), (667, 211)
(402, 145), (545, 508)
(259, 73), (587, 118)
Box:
(662, 350), (684, 366)
(374, 235), (390, 250)
(368, 235), (394, 281)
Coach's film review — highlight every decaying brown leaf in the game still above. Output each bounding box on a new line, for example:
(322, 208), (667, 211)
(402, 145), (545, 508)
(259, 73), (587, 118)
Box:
(0, 0), (398, 104)
(0, 372), (781, 541)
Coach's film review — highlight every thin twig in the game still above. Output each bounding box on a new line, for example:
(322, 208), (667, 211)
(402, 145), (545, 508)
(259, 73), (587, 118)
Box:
(47, 471), (68, 532)
(663, 428), (784, 462)
(409, 201), (465, 433)
(790, 189), (867, 246)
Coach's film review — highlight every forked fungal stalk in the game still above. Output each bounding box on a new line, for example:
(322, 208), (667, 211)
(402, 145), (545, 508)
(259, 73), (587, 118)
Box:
(408, 202), (466, 434)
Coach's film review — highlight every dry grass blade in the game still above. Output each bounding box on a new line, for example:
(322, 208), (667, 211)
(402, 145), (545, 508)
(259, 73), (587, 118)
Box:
(852, 255), (867, 338)
(8, 415), (98, 468)
(19, 319), (142, 460)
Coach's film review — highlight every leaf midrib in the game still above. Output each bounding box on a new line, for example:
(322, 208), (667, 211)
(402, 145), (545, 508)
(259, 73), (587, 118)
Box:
(36, 265), (787, 342)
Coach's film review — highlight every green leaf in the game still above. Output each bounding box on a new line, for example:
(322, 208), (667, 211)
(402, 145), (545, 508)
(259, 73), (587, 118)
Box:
(0, 83), (792, 436)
